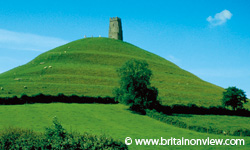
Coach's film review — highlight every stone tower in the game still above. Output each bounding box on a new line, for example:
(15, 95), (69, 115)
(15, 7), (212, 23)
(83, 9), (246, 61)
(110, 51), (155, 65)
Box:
(109, 17), (123, 41)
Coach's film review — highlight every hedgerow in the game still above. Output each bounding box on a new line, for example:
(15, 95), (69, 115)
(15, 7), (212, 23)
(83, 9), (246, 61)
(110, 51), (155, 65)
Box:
(0, 117), (128, 150)
(146, 109), (250, 137)
(0, 93), (117, 105)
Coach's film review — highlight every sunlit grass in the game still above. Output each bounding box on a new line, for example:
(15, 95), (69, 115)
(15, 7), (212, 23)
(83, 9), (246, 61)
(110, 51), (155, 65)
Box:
(0, 103), (249, 150)
(0, 37), (224, 107)
(167, 114), (250, 133)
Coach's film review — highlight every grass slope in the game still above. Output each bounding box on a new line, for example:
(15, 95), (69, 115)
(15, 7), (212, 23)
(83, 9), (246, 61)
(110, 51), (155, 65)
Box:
(0, 37), (224, 106)
(0, 103), (249, 150)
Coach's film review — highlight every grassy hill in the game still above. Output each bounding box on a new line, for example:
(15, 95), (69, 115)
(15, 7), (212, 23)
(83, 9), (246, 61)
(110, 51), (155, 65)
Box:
(0, 37), (224, 106)
(0, 103), (249, 150)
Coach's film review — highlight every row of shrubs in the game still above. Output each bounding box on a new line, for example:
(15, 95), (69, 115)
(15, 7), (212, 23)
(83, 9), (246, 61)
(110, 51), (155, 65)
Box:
(0, 93), (117, 105)
(154, 103), (250, 117)
(1, 93), (250, 117)
(0, 117), (128, 150)
(1, 93), (250, 118)
(146, 109), (250, 137)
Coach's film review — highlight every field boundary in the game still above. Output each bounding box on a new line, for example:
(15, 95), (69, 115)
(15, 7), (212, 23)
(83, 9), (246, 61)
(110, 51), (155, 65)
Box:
(0, 93), (117, 105)
(146, 109), (250, 137)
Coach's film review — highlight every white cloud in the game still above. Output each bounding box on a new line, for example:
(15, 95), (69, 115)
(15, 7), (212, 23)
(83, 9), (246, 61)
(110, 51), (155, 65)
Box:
(0, 29), (69, 52)
(207, 10), (232, 26)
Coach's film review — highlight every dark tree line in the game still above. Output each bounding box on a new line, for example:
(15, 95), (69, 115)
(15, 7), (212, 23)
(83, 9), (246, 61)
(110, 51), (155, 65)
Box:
(0, 93), (117, 105)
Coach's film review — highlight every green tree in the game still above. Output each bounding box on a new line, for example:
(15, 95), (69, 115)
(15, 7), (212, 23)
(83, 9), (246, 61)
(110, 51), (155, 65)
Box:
(114, 59), (159, 113)
(222, 86), (248, 111)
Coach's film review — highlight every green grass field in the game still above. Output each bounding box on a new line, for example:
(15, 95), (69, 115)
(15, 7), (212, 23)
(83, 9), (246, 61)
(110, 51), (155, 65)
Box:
(0, 103), (249, 150)
(0, 37), (224, 107)
(167, 114), (250, 134)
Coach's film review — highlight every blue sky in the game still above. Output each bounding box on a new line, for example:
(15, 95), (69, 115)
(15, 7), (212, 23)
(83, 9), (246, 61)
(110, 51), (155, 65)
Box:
(0, 0), (249, 97)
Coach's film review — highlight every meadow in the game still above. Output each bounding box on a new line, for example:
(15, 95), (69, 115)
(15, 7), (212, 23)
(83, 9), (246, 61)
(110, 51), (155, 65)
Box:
(0, 103), (249, 150)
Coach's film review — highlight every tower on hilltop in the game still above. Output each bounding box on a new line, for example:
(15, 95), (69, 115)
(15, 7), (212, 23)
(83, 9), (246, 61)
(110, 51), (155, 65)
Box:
(109, 17), (123, 41)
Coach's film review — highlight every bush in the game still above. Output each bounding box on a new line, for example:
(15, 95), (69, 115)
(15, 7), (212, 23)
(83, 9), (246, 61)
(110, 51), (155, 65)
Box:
(0, 127), (44, 150)
(0, 117), (128, 150)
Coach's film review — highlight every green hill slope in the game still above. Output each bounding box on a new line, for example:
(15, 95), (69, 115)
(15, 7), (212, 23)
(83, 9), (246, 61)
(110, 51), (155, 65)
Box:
(0, 38), (224, 106)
